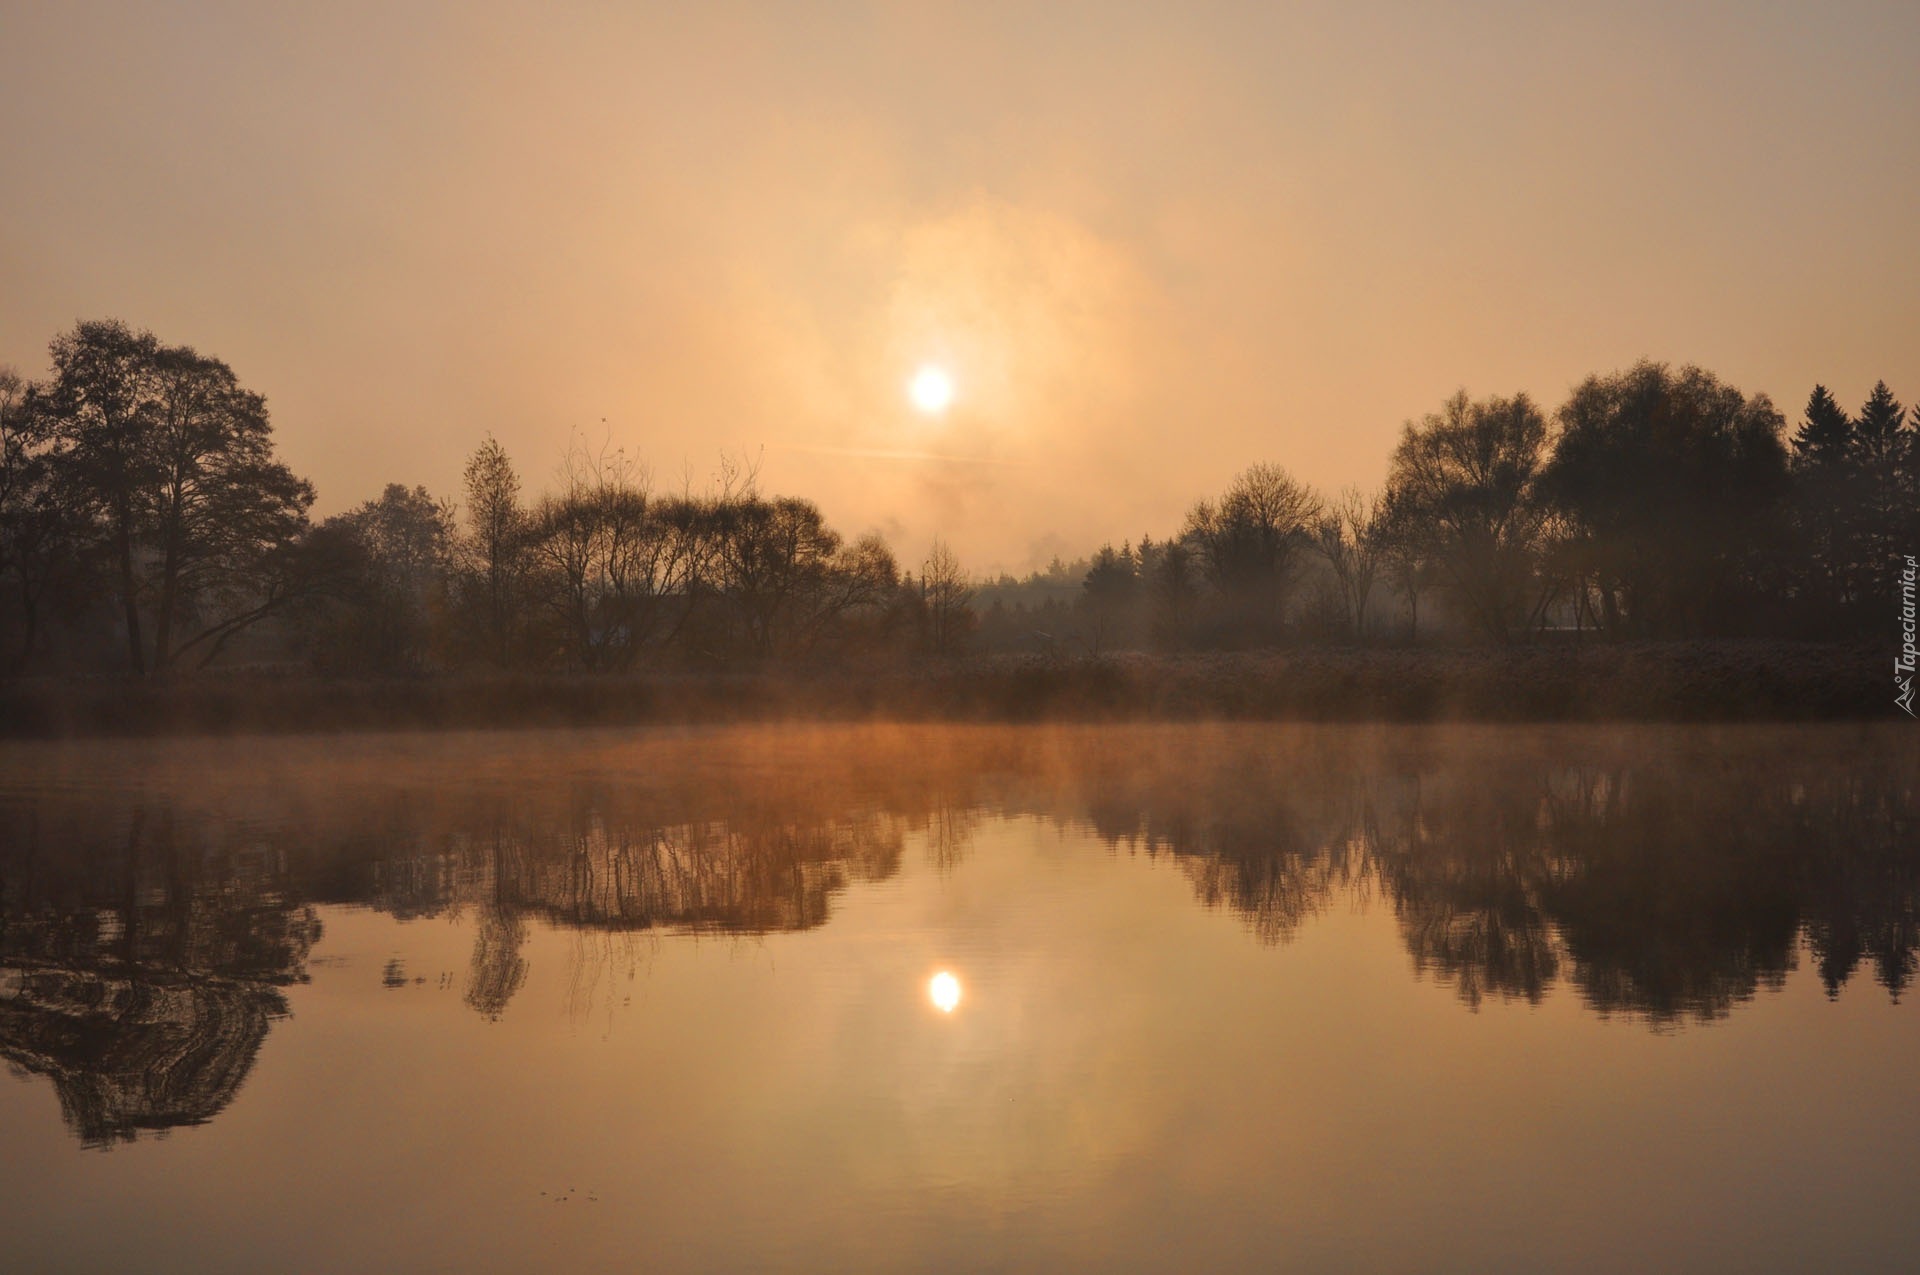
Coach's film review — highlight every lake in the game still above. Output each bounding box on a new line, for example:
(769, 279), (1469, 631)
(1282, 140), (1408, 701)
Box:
(1, 723), (1916, 1273)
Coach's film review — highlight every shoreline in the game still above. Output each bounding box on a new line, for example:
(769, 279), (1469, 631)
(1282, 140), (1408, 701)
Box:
(0, 642), (1893, 738)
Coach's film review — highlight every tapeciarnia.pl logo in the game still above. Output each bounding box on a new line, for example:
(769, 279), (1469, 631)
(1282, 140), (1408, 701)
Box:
(1899, 554), (1917, 717)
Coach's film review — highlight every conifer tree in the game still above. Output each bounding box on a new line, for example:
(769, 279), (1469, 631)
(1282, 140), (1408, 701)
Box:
(1791, 384), (1854, 466)
(1855, 381), (1907, 463)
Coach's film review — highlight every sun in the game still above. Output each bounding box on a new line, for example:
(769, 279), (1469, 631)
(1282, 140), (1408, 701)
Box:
(908, 364), (955, 415)
(928, 970), (962, 1013)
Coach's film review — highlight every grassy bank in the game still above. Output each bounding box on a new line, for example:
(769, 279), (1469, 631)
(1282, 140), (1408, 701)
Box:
(0, 642), (1895, 738)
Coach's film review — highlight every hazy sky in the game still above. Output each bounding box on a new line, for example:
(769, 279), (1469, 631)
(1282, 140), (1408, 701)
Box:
(3, 1), (1916, 572)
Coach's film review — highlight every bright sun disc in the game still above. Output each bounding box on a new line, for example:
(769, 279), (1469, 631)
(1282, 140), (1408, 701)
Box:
(908, 365), (954, 414)
(929, 970), (962, 1013)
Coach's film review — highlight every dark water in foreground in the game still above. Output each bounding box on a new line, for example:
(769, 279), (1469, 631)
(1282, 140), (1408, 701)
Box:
(1, 723), (1916, 1273)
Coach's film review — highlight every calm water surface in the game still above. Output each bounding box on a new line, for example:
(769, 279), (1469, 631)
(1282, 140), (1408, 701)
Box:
(1, 723), (1916, 1273)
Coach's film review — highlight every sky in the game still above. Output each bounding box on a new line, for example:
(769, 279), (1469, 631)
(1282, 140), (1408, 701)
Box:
(2, 0), (1917, 573)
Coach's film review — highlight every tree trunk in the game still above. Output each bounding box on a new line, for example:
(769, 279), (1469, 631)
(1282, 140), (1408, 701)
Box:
(153, 549), (179, 673)
(115, 499), (146, 676)
(8, 587), (36, 675)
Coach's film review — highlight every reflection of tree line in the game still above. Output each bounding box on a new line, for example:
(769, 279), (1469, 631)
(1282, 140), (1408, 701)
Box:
(417, 806), (917, 1019)
(368, 798), (994, 1021)
(1071, 745), (1916, 1024)
(331, 733), (1917, 1028)
(3, 729), (1914, 1147)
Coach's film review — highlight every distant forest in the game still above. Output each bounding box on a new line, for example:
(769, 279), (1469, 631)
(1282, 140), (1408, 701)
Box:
(0, 318), (1914, 679)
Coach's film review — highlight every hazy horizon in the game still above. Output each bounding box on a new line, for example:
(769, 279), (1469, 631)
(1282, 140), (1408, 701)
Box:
(4, 0), (1917, 573)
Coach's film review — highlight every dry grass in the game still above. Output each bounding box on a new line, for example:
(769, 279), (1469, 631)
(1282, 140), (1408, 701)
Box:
(0, 642), (1890, 738)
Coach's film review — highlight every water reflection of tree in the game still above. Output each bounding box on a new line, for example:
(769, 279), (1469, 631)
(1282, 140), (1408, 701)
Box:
(1369, 768), (1562, 1009)
(1066, 732), (1918, 1026)
(1535, 763), (1805, 1023)
(1795, 769), (1919, 1001)
(0, 969), (289, 1148)
(333, 784), (918, 1019)
(4, 724), (1916, 1147)
(0, 804), (319, 1147)
(1067, 740), (1368, 945)
(450, 805), (904, 1019)
(464, 825), (528, 1020)
(920, 796), (981, 876)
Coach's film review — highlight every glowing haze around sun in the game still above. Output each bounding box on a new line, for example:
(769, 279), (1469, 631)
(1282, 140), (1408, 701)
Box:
(908, 364), (955, 415)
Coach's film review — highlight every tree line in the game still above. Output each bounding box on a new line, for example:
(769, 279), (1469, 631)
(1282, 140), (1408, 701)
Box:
(1, 318), (1913, 678)
(1002, 364), (1916, 651)
(0, 320), (974, 676)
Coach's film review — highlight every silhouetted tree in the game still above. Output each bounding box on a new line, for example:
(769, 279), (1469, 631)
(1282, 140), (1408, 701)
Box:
(1373, 492), (1431, 641)
(31, 321), (158, 671)
(920, 538), (975, 656)
(0, 368), (85, 672)
(1311, 486), (1386, 640)
(1779, 379), (1919, 634)
(318, 484), (456, 672)
(1792, 384), (1855, 465)
(1079, 541), (1140, 651)
(1137, 535), (1197, 648)
(1855, 380), (1909, 464)
(460, 435), (528, 667)
(526, 440), (706, 671)
(1851, 381), (1912, 598)
(711, 495), (897, 660)
(32, 321), (315, 673)
(1789, 385), (1867, 629)
(1383, 392), (1554, 642)
(1543, 362), (1790, 638)
(1182, 463), (1320, 643)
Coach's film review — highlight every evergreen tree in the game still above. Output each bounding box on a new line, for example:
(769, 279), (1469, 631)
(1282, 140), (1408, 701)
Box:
(1788, 385), (1865, 630)
(1791, 385), (1854, 466)
(1080, 541), (1142, 651)
(1855, 381), (1907, 462)
(1852, 382), (1911, 604)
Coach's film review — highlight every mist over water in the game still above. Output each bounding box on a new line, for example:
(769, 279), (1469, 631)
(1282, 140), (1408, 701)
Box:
(2, 723), (1917, 1271)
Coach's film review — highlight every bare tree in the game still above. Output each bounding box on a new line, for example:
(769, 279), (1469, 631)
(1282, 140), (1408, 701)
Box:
(1311, 485), (1386, 640)
(527, 437), (701, 671)
(1182, 462), (1322, 639)
(920, 538), (974, 656)
(712, 495), (896, 659)
(1375, 490), (1428, 641)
